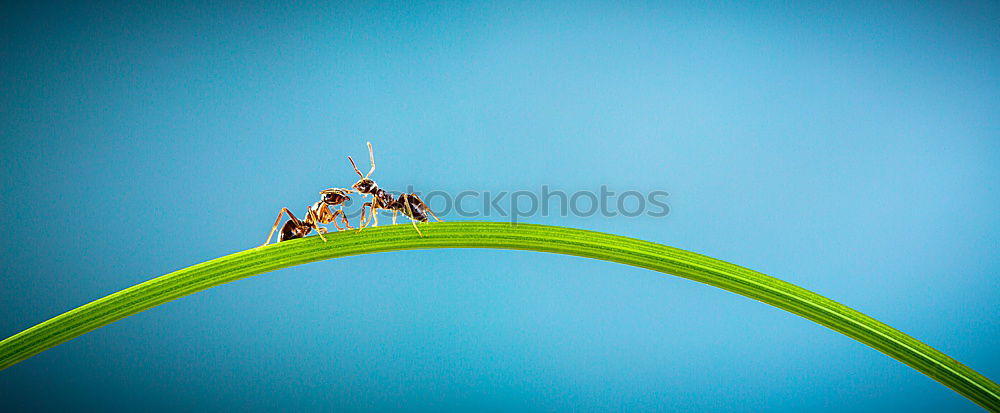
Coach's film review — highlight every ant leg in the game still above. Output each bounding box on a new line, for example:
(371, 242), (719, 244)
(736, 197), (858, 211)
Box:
(307, 209), (328, 242)
(329, 208), (354, 231)
(260, 208), (301, 248)
(314, 204), (334, 225)
(365, 141), (376, 178)
(402, 194), (424, 237)
(359, 203), (368, 228)
(357, 202), (372, 232)
(392, 210), (398, 225)
(329, 209), (345, 231)
(358, 199), (383, 232)
(408, 194), (443, 222)
(329, 211), (342, 231)
(338, 207), (354, 230)
(367, 199), (381, 228)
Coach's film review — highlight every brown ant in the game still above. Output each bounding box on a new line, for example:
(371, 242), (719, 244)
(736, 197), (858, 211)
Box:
(348, 142), (441, 236)
(259, 188), (354, 247)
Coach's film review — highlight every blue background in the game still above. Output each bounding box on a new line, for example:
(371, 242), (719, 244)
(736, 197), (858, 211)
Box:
(2, 1), (998, 411)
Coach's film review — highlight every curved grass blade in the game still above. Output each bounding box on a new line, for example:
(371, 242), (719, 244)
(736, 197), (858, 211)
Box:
(0, 222), (997, 411)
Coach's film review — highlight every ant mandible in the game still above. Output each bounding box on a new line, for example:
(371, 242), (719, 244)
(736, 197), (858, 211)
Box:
(348, 142), (441, 236)
(259, 188), (354, 247)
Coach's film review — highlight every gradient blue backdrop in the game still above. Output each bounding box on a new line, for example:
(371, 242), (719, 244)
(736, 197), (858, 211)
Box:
(2, 1), (998, 411)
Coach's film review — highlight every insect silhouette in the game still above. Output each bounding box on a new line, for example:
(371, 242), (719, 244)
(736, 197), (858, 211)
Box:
(259, 188), (354, 247)
(348, 142), (441, 236)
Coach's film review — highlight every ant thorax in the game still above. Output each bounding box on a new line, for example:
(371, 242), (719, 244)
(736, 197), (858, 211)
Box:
(365, 187), (394, 208)
(309, 200), (328, 214)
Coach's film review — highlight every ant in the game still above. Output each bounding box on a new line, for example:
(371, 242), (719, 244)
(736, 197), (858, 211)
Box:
(348, 142), (441, 236)
(259, 188), (354, 247)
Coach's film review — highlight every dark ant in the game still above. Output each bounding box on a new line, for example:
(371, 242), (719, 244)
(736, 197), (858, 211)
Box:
(348, 142), (441, 236)
(259, 188), (354, 247)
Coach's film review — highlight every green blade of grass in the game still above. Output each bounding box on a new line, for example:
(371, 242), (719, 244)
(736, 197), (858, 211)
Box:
(1, 222), (997, 410)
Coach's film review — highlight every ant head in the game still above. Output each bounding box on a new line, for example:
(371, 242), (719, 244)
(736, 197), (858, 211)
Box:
(320, 188), (352, 204)
(352, 178), (376, 194)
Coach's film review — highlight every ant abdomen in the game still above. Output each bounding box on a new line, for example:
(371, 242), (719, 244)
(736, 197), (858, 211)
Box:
(279, 220), (311, 242)
(396, 193), (431, 222)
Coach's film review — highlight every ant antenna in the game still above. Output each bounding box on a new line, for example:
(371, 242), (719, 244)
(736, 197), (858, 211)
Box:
(348, 156), (363, 178)
(365, 141), (375, 178)
(348, 141), (377, 179)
